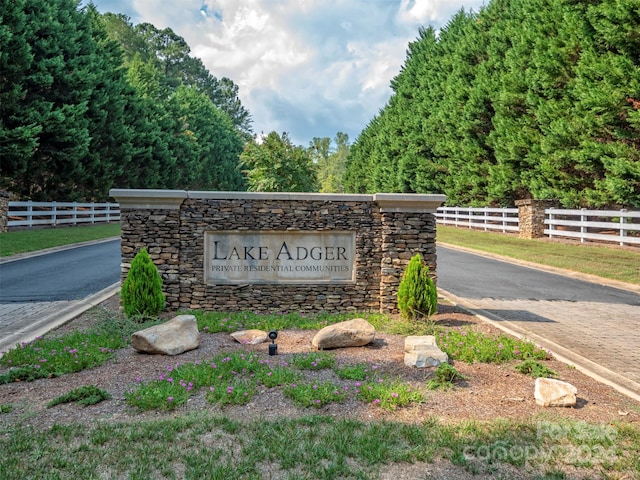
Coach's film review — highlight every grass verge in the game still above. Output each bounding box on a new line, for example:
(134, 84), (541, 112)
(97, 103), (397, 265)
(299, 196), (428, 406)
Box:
(0, 308), (161, 383)
(0, 223), (121, 257)
(437, 225), (640, 284)
(0, 412), (637, 479)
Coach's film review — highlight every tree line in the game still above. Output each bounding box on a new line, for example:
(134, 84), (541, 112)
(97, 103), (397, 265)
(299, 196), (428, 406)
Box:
(0, 0), (354, 201)
(1, 0), (251, 201)
(344, 0), (640, 208)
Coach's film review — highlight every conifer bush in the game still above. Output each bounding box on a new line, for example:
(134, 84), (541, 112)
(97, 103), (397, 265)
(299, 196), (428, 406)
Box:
(397, 253), (437, 321)
(121, 248), (165, 319)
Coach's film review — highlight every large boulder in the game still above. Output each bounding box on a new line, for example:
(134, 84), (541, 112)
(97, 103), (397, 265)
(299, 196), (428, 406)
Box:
(534, 377), (577, 407)
(131, 314), (199, 356)
(312, 318), (375, 349)
(230, 329), (268, 345)
(404, 335), (448, 368)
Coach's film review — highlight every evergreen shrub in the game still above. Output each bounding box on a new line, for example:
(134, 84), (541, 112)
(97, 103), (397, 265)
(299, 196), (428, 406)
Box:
(121, 248), (165, 319)
(397, 253), (437, 320)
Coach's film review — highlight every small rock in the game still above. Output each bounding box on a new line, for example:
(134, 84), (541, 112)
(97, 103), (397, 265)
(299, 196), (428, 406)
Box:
(230, 329), (268, 345)
(131, 315), (199, 356)
(312, 318), (375, 349)
(534, 377), (577, 407)
(404, 335), (448, 368)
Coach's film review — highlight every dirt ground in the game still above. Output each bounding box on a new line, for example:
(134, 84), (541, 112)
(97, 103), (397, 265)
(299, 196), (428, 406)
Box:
(1, 295), (638, 432)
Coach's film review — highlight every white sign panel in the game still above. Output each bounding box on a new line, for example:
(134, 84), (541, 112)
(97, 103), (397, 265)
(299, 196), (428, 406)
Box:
(204, 231), (356, 284)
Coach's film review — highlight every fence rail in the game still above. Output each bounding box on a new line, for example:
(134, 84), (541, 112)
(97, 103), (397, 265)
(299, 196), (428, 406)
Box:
(435, 206), (519, 233)
(545, 208), (640, 246)
(7, 201), (120, 228)
(436, 206), (640, 247)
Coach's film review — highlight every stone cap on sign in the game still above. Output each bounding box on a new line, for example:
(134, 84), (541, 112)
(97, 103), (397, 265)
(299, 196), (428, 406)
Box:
(374, 193), (446, 213)
(109, 189), (188, 210)
(188, 191), (372, 202)
(108, 189), (447, 212)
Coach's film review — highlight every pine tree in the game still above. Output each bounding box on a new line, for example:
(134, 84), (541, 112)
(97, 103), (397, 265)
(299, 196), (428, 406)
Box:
(1, 0), (93, 199)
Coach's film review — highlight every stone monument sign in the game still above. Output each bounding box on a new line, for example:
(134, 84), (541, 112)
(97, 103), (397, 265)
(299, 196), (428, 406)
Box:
(109, 190), (445, 314)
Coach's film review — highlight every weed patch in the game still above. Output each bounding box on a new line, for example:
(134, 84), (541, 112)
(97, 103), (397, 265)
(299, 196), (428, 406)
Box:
(426, 363), (467, 390)
(515, 360), (558, 378)
(437, 327), (549, 364)
(283, 381), (349, 408)
(357, 379), (424, 410)
(289, 351), (336, 370)
(47, 385), (111, 408)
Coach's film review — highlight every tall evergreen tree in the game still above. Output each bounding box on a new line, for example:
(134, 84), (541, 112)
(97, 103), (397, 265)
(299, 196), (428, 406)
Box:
(167, 85), (245, 190)
(1, 0), (94, 200)
(344, 0), (640, 208)
(82, 4), (136, 200)
(0, 0), (40, 190)
(102, 15), (252, 138)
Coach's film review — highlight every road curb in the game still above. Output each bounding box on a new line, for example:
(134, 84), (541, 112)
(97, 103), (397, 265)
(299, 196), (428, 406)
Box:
(439, 289), (640, 403)
(0, 283), (120, 357)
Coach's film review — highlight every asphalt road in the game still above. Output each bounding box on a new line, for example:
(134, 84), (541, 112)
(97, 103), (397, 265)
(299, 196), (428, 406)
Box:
(0, 239), (121, 303)
(436, 245), (640, 306)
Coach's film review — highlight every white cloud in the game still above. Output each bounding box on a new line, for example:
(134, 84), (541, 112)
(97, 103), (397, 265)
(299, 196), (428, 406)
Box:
(87, 0), (486, 145)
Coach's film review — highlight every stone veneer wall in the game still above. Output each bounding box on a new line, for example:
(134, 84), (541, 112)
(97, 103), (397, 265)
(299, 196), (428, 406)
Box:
(111, 190), (445, 314)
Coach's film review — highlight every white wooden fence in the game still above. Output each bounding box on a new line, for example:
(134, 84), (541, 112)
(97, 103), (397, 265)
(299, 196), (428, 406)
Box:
(6, 200), (639, 246)
(7, 201), (120, 227)
(437, 206), (640, 247)
(435, 206), (519, 233)
(545, 208), (640, 246)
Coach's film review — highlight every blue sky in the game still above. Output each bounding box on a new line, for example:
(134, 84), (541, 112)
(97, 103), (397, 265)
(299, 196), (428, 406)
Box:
(86, 0), (486, 147)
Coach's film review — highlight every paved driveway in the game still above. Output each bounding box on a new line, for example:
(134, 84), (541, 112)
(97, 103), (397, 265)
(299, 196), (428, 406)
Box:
(437, 244), (640, 400)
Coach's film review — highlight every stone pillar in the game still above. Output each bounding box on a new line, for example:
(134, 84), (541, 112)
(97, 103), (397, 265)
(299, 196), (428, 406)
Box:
(0, 191), (15, 233)
(375, 194), (446, 313)
(110, 189), (187, 308)
(515, 199), (557, 239)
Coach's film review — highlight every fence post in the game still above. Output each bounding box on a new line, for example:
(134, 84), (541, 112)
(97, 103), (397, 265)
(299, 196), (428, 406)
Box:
(502, 209), (507, 233)
(72, 202), (78, 225)
(620, 209), (627, 246)
(580, 208), (587, 243)
(0, 191), (13, 233)
(51, 201), (57, 227)
(548, 209), (555, 238)
(484, 206), (488, 231)
(515, 199), (557, 239)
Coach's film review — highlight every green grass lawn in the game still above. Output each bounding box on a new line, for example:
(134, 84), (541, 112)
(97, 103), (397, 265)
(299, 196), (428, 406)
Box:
(437, 225), (640, 285)
(0, 223), (121, 257)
